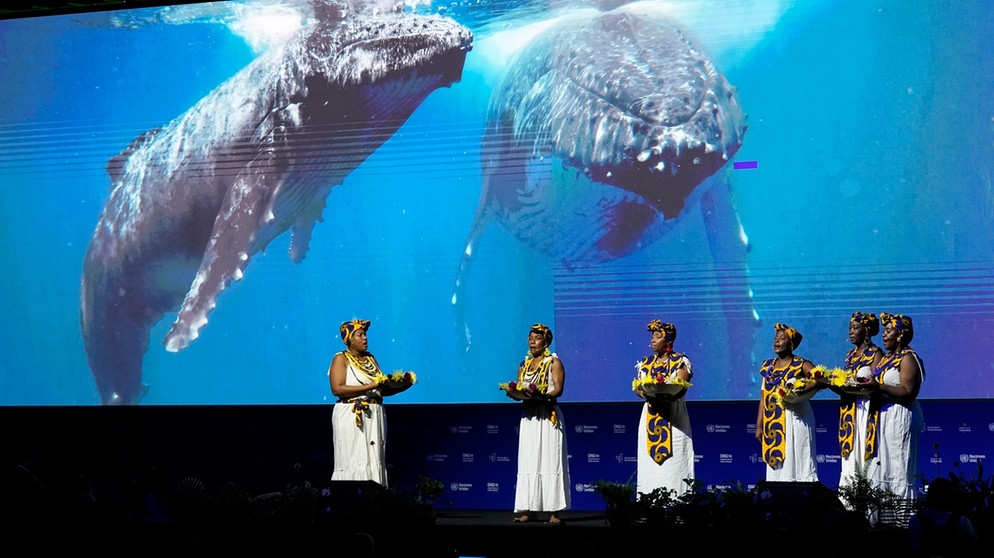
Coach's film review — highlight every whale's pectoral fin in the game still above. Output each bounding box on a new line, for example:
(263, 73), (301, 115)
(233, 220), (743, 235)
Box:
(163, 153), (288, 353)
(287, 192), (330, 264)
(699, 173), (760, 386)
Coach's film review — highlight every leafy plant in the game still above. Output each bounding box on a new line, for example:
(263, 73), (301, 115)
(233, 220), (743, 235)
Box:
(415, 475), (444, 507)
(592, 476), (637, 526)
(836, 461), (898, 525)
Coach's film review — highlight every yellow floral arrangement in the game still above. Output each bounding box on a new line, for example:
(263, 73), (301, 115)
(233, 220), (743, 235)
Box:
(631, 374), (692, 391)
(377, 370), (417, 388)
(498, 380), (540, 400)
(774, 376), (816, 404)
(811, 365), (867, 388)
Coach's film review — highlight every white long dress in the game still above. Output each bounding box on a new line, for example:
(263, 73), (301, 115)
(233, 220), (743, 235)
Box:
(838, 348), (882, 490)
(760, 356), (819, 482)
(765, 399), (819, 482)
(877, 350), (925, 500)
(330, 354), (387, 486)
(513, 353), (571, 513)
(636, 353), (695, 496)
(838, 396), (879, 488)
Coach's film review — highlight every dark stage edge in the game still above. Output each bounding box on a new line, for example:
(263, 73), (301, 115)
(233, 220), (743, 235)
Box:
(7, 510), (917, 558)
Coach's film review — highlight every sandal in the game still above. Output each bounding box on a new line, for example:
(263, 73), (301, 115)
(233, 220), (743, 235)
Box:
(513, 513), (534, 523)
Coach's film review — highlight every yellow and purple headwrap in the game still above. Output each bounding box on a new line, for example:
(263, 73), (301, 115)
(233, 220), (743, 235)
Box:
(647, 320), (677, 343)
(880, 312), (914, 343)
(774, 323), (803, 349)
(339, 319), (371, 346)
(851, 312), (880, 337)
(530, 323), (553, 346)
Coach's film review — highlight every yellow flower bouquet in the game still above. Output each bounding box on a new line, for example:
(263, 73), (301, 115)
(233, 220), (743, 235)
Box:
(829, 365), (878, 396)
(776, 377), (817, 404)
(632, 372), (692, 401)
(378, 370), (417, 389)
(498, 380), (540, 401)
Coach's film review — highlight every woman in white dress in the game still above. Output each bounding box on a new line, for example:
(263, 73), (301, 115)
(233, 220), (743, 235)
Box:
(756, 323), (826, 482)
(835, 312), (883, 490)
(870, 312), (924, 501)
(328, 319), (411, 486)
(509, 323), (571, 524)
(634, 320), (695, 496)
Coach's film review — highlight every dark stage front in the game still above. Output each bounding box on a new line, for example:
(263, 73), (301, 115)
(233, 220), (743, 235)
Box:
(1, 400), (989, 555)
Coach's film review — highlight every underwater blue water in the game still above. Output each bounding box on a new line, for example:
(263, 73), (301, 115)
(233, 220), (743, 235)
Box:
(0, 0), (992, 405)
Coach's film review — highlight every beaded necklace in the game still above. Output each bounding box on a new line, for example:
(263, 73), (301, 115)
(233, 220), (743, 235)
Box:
(519, 348), (552, 393)
(343, 350), (381, 381)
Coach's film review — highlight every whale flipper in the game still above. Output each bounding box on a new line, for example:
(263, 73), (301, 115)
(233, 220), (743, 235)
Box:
(82, 10), (473, 404)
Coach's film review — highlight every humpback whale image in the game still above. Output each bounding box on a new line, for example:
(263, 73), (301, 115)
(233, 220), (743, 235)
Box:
(80, 4), (473, 405)
(454, 3), (759, 377)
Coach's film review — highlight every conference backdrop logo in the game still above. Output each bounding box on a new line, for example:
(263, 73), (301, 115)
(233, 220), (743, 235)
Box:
(425, 454), (448, 462)
(613, 424), (627, 434)
(487, 424), (500, 434)
(615, 453), (636, 463)
(449, 482), (473, 492)
(706, 423), (731, 433)
(575, 483), (596, 493)
(960, 453), (987, 464)
(575, 424), (598, 434)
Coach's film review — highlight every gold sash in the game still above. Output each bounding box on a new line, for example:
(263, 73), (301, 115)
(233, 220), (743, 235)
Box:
(341, 396), (371, 428)
(838, 345), (881, 460)
(637, 353), (686, 464)
(760, 356), (802, 468)
(646, 403), (672, 464)
(761, 387), (786, 467)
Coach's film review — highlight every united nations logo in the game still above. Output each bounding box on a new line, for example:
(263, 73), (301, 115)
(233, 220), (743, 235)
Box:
(706, 424), (715, 433)
(960, 454), (970, 464)
(816, 454), (825, 463)
(988, 422), (994, 432)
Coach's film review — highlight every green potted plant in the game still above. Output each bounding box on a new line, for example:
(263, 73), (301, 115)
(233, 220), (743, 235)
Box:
(592, 476), (637, 527)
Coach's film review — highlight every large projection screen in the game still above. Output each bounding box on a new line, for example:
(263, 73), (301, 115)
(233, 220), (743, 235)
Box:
(1, 0), (992, 405)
